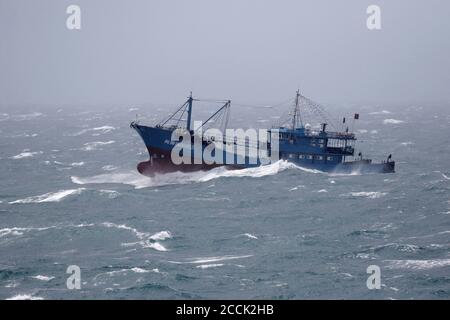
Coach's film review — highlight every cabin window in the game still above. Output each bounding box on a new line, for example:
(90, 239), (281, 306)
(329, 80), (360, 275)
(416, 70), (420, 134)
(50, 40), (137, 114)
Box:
(299, 154), (305, 159)
(307, 155), (313, 160)
(161, 154), (165, 159)
(289, 154), (294, 159)
(317, 156), (323, 160)
(327, 156), (333, 161)
(319, 144), (324, 148)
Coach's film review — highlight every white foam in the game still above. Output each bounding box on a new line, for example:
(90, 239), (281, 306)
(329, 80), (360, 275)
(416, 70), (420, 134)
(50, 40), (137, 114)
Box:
(102, 165), (118, 171)
(442, 173), (450, 180)
(82, 140), (115, 151)
(72, 126), (116, 136)
(289, 185), (305, 191)
(32, 275), (55, 281)
(383, 119), (405, 124)
(101, 222), (147, 239)
(54, 161), (85, 167)
(369, 110), (391, 115)
(170, 255), (252, 264)
(198, 160), (322, 182)
(130, 267), (150, 273)
(71, 171), (154, 189)
(98, 189), (120, 199)
(243, 233), (258, 239)
(401, 142), (414, 146)
(385, 259), (450, 270)
(71, 160), (323, 189)
(150, 231), (172, 241)
(10, 151), (42, 159)
(95, 267), (159, 279)
(345, 191), (386, 199)
(317, 189), (328, 193)
(101, 222), (171, 251)
(4, 280), (19, 288)
(0, 226), (56, 238)
(143, 242), (167, 251)
(196, 264), (224, 269)
(10, 112), (43, 121)
(6, 294), (44, 300)
(9, 188), (85, 204)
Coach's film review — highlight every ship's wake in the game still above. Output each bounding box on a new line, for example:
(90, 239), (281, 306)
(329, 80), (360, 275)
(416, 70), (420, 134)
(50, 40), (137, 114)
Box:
(71, 160), (324, 189)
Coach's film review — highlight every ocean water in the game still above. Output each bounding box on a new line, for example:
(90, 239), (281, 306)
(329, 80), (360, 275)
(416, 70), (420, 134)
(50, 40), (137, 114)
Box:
(0, 103), (449, 300)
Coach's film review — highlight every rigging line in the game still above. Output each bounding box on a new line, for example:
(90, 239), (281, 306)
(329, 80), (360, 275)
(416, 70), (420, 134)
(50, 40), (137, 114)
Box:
(158, 100), (189, 127)
(174, 105), (188, 127)
(194, 98), (230, 103)
(195, 101), (231, 133)
(233, 97), (295, 110)
(302, 96), (335, 124)
(300, 95), (338, 130)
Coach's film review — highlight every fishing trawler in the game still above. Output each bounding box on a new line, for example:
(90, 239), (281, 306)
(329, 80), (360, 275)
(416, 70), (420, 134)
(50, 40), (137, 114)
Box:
(130, 91), (395, 176)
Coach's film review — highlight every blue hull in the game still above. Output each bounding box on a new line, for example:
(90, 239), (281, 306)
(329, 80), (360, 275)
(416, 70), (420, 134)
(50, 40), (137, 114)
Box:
(131, 123), (395, 176)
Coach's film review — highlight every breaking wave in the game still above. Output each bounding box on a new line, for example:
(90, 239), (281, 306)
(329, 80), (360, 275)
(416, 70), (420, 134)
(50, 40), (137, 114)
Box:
(196, 264), (224, 269)
(94, 267), (160, 279)
(0, 226), (56, 238)
(0, 222), (171, 252)
(32, 275), (55, 281)
(71, 171), (155, 189)
(71, 126), (116, 136)
(343, 191), (387, 199)
(71, 161), (323, 189)
(82, 140), (115, 151)
(6, 294), (44, 300)
(9, 188), (86, 204)
(168, 255), (253, 264)
(385, 259), (450, 270)
(54, 161), (85, 167)
(102, 222), (171, 251)
(383, 119), (405, 124)
(369, 110), (391, 115)
(10, 150), (43, 159)
(198, 160), (322, 182)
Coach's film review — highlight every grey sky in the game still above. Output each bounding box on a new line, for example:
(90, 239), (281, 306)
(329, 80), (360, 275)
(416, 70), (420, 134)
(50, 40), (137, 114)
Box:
(1, 0), (449, 106)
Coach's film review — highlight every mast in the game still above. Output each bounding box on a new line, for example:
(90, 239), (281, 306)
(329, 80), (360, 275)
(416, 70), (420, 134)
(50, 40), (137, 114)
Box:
(292, 89), (301, 129)
(186, 92), (193, 132)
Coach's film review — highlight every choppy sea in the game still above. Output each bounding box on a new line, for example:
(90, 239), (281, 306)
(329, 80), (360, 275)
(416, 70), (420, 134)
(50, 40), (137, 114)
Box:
(0, 102), (449, 299)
